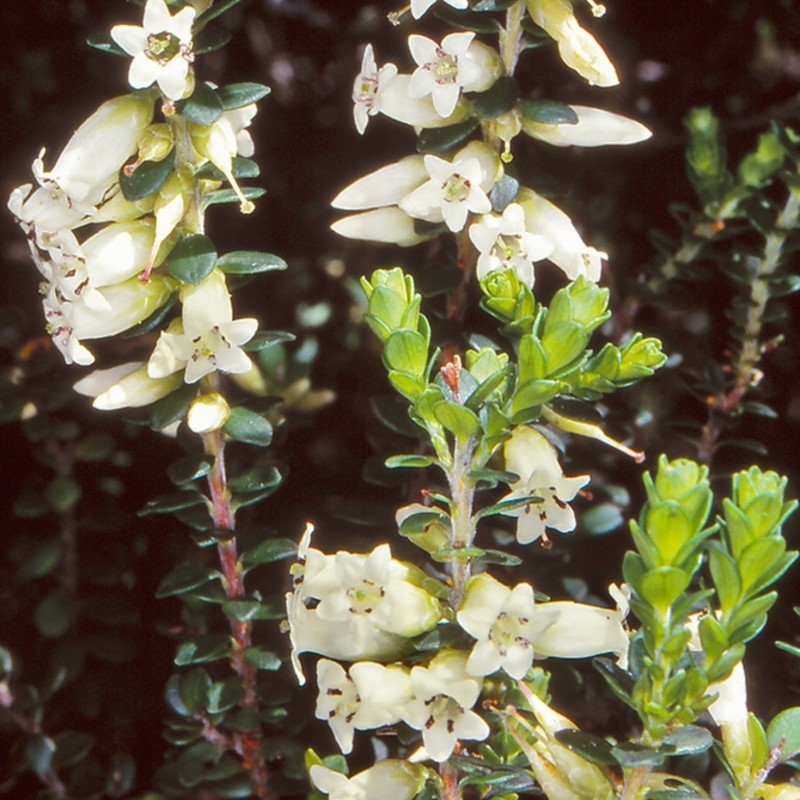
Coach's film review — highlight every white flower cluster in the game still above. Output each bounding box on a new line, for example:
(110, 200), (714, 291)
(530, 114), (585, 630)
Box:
(8, 0), (261, 425)
(286, 522), (630, 766)
(333, 5), (651, 289)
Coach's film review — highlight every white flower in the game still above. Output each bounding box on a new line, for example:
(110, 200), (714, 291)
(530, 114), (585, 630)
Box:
(526, 0), (618, 87)
(331, 156), (429, 211)
(411, 0), (469, 19)
(469, 203), (553, 287)
(315, 660), (413, 753)
(147, 270), (257, 384)
(111, 0), (196, 101)
(352, 44), (398, 135)
(533, 583), (630, 667)
(376, 74), (471, 129)
(518, 187), (606, 281)
(458, 574), (538, 679)
(501, 426), (590, 545)
(408, 32), (484, 118)
(310, 761), (425, 800)
(284, 526), (441, 684)
(74, 362), (181, 410)
(523, 105), (651, 147)
(330, 208), (434, 247)
(402, 650), (490, 761)
(400, 142), (498, 232)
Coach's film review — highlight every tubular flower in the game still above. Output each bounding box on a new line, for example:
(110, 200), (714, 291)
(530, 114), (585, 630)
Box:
(111, 0), (196, 101)
(500, 426), (590, 545)
(469, 202), (553, 287)
(457, 574), (538, 679)
(74, 362), (182, 410)
(526, 0), (618, 87)
(408, 32), (499, 118)
(411, 0), (469, 19)
(147, 269), (257, 384)
(314, 659), (413, 753)
(401, 650), (490, 761)
(523, 105), (652, 147)
(352, 44), (398, 135)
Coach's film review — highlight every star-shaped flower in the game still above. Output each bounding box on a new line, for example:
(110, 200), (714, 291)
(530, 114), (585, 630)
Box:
(469, 203), (553, 288)
(352, 44), (398, 135)
(401, 650), (489, 762)
(500, 426), (590, 545)
(408, 32), (482, 118)
(111, 0), (196, 101)
(147, 270), (257, 384)
(457, 574), (538, 679)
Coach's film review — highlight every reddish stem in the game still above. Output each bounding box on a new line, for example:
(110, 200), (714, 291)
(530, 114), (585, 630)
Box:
(203, 427), (272, 800)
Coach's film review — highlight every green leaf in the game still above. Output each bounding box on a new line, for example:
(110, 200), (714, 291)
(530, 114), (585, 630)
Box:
(203, 186), (266, 208)
(582, 502), (624, 535)
(434, 401), (481, 439)
(388, 371), (426, 402)
(468, 76), (519, 119)
(175, 633), (231, 665)
(34, 589), (77, 638)
(167, 234), (218, 284)
(229, 465), (282, 493)
(520, 98), (579, 125)
(244, 647), (282, 671)
(475, 493), (543, 520)
(241, 538), (297, 568)
(217, 82), (271, 110)
(554, 729), (618, 766)
(223, 406), (273, 446)
(385, 329), (429, 377)
(243, 330), (295, 351)
(196, 0), (245, 25)
(662, 725), (714, 755)
(708, 544), (742, 613)
(223, 600), (268, 622)
(86, 32), (126, 55)
(167, 455), (215, 485)
(216, 250), (287, 275)
(119, 150), (175, 201)
(193, 24), (232, 55)
(611, 742), (666, 768)
(179, 82), (224, 126)
(45, 476), (81, 512)
(474, 549), (522, 566)
(139, 491), (207, 516)
(156, 562), (219, 599)
(19, 539), (63, 580)
(639, 566), (691, 611)
(767, 706), (800, 762)
(417, 118), (480, 154)
(149, 382), (198, 430)
(180, 668), (212, 714)
(593, 657), (635, 707)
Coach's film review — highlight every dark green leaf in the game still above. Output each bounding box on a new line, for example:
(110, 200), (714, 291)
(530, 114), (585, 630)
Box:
(475, 493), (543, 520)
(179, 668), (212, 715)
(662, 725), (714, 755)
(149, 382), (198, 430)
(203, 186), (266, 207)
(611, 742), (667, 768)
(474, 549), (522, 566)
(385, 454), (438, 469)
(45, 476), (81, 512)
(489, 173), (520, 213)
(139, 491), (207, 516)
(520, 98), (579, 125)
(167, 455), (215, 486)
(244, 647), (282, 671)
(229, 465), (282, 493)
(593, 657), (635, 707)
(241, 538), (297, 568)
(223, 406), (273, 446)
(217, 82), (271, 110)
(195, 156), (261, 181)
(19, 539), (63, 580)
(121, 292), (179, 338)
(174, 634), (231, 665)
(34, 589), (76, 638)
(167, 234), (218, 284)
(52, 731), (95, 769)
(417, 118), (481, 154)
(156, 562), (219, 599)
(74, 433), (115, 461)
(196, 0), (245, 25)
(243, 330), (296, 351)
(119, 150), (175, 201)
(767, 706), (800, 762)
(86, 32), (126, 55)
(216, 250), (287, 275)
(469, 76), (519, 119)
(194, 24), (232, 55)
(178, 81), (224, 126)
(554, 729), (618, 766)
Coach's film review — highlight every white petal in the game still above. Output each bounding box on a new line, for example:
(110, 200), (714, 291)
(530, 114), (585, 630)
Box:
(525, 105), (651, 147)
(331, 156), (428, 210)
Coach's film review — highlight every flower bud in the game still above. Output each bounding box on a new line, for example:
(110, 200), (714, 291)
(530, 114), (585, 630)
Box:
(74, 362), (182, 410)
(523, 105), (651, 147)
(187, 393), (231, 433)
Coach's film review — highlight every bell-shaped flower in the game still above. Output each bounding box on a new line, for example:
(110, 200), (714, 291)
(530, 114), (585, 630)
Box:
(315, 659), (413, 753)
(523, 105), (651, 147)
(285, 526), (441, 683)
(401, 650), (490, 761)
(518, 187), (606, 281)
(43, 275), (173, 366)
(352, 44), (398, 135)
(310, 760), (426, 800)
(400, 142), (499, 232)
(376, 75), (471, 129)
(147, 270), (257, 384)
(111, 0), (196, 101)
(411, 0), (469, 19)
(74, 362), (182, 410)
(500, 426), (590, 545)
(141, 169), (192, 282)
(532, 584), (630, 667)
(458, 574), (538, 679)
(408, 32), (499, 118)
(469, 202), (553, 287)
(526, 0), (618, 87)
